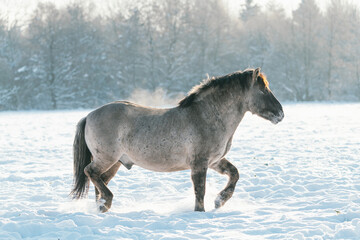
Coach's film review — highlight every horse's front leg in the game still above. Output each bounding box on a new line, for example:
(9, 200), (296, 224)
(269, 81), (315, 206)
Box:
(210, 157), (239, 209)
(191, 159), (208, 212)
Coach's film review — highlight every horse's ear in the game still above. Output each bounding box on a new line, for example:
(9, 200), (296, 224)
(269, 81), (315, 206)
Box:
(254, 67), (261, 78)
(252, 67), (261, 85)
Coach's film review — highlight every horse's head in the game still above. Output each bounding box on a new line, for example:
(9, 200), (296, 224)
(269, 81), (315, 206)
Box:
(246, 68), (284, 124)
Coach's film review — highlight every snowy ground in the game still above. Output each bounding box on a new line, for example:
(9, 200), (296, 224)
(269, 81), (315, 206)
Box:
(1, 103), (360, 239)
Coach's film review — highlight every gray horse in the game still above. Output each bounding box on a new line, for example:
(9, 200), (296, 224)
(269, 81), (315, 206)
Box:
(71, 68), (284, 212)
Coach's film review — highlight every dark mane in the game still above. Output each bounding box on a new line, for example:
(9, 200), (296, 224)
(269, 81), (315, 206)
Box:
(178, 70), (253, 108)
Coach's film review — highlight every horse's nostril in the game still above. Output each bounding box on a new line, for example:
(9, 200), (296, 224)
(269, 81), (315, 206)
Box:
(278, 111), (284, 121)
(280, 111), (284, 118)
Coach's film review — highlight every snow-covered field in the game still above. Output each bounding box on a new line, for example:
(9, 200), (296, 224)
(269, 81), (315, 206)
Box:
(1, 103), (360, 239)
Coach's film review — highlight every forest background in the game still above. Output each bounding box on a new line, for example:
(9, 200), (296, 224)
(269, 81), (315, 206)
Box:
(1, 0), (359, 110)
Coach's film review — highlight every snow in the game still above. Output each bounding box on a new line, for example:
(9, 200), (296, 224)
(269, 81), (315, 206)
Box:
(0, 103), (360, 239)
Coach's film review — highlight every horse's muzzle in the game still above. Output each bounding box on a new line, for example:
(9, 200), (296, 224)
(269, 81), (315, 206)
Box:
(271, 110), (284, 124)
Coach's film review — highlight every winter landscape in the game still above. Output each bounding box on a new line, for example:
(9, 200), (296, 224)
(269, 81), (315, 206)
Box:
(1, 0), (360, 239)
(1, 103), (360, 239)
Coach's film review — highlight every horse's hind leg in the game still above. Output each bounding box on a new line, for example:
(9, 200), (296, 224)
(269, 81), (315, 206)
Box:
(84, 159), (117, 212)
(95, 161), (122, 202)
(210, 158), (239, 209)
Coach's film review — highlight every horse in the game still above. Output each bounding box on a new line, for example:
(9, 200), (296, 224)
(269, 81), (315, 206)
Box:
(70, 68), (284, 212)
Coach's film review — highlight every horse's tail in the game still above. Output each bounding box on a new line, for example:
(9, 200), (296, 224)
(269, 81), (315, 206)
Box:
(70, 117), (91, 199)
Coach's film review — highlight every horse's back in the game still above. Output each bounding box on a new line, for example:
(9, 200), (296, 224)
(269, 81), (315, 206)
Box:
(86, 101), (168, 130)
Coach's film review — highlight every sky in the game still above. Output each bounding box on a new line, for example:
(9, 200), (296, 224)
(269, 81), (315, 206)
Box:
(228, 0), (360, 17)
(1, 0), (360, 25)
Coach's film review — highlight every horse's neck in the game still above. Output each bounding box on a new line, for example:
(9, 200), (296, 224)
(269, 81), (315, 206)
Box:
(195, 89), (246, 133)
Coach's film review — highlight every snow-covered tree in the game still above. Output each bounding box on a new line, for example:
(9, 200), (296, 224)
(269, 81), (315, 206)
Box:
(291, 0), (323, 100)
(0, 15), (26, 109)
(26, 3), (63, 109)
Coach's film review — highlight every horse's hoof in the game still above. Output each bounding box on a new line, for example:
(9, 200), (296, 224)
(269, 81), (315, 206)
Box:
(215, 195), (224, 209)
(194, 206), (205, 212)
(99, 205), (109, 213)
(194, 208), (205, 212)
(97, 198), (111, 213)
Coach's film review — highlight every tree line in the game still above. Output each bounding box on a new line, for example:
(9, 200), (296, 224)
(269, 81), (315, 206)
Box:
(0, 0), (359, 110)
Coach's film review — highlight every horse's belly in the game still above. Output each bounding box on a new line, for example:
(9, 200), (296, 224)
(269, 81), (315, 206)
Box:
(124, 147), (190, 172)
(136, 161), (189, 172)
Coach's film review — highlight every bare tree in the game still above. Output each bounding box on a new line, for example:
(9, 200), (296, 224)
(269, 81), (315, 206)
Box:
(292, 0), (322, 100)
(27, 3), (62, 109)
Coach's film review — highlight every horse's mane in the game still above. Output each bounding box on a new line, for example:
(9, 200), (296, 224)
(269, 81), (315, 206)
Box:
(178, 70), (254, 108)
